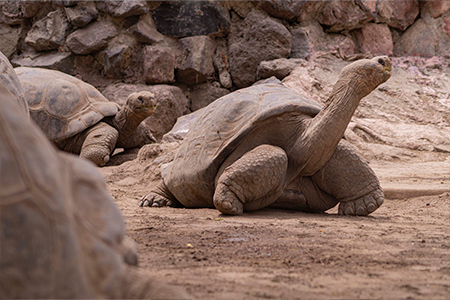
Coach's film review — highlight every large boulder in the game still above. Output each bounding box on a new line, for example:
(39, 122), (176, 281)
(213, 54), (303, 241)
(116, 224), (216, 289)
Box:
(25, 9), (70, 52)
(375, 0), (419, 31)
(420, 0), (450, 18)
(176, 36), (215, 85)
(228, 9), (291, 88)
(66, 20), (118, 55)
(102, 83), (190, 140)
(152, 1), (230, 38)
(256, 0), (325, 22)
(11, 51), (75, 75)
(317, 0), (374, 32)
(96, 0), (148, 18)
(353, 22), (393, 56)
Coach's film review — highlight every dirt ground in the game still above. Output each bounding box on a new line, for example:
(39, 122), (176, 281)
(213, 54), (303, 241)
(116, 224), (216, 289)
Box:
(99, 55), (450, 299)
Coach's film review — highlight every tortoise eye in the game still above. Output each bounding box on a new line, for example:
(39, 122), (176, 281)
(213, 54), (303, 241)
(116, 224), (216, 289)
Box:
(138, 96), (143, 101)
(378, 58), (385, 66)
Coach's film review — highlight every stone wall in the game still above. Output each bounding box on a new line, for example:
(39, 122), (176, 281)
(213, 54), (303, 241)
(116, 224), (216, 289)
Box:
(1, 0), (450, 120)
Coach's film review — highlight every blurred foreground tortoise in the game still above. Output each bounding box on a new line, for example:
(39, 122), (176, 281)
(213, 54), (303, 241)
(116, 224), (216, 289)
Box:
(0, 51), (28, 114)
(15, 67), (157, 166)
(141, 56), (392, 216)
(0, 75), (188, 298)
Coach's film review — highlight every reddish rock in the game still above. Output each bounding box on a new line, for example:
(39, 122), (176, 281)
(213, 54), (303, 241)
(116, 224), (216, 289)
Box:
(444, 12), (450, 39)
(317, 0), (374, 32)
(376, 0), (419, 31)
(96, 0), (148, 18)
(143, 46), (175, 84)
(420, 0), (450, 18)
(354, 23), (393, 56)
(176, 36), (215, 85)
(65, 1), (99, 28)
(394, 19), (438, 57)
(256, 0), (325, 22)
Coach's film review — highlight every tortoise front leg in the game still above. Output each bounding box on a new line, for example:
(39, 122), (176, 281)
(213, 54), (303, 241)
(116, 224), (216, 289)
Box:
(79, 122), (118, 167)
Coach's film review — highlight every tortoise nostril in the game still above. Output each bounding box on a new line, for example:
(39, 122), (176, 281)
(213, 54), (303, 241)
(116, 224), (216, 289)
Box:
(378, 58), (385, 66)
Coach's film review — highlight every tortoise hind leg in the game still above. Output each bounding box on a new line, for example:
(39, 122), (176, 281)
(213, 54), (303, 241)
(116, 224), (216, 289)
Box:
(213, 144), (288, 215)
(79, 122), (118, 167)
(312, 139), (384, 215)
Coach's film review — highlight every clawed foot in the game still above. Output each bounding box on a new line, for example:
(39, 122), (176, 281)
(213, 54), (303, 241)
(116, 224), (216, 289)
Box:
(140, 192), (172, 207)
(338, 190), (384, 216)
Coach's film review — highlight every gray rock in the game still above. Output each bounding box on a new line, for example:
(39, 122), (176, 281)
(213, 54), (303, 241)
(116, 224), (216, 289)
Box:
(96, 34), (136, 79)
(53, 0), (78, 7)
(213, 38), (232, 88)
(176, 36), (215, 85)
(65, 1), (98, 28)
(11, 51), (74, 75)
(128, 13), (165, 44)
(102, 83), (190, 140)
(96, 0), (148, 18)
(257, 58), (306, 80)
(66, 20), (118, 55)
(187, 82), (230, 111)
(25, 9), (70, 52)
(290, 28), (310, 59)
(152, 1), (230, 38)
(0, 24), (21, 59)
(143, 45), (175, 84)
(0, 1), (23, 25)
(21, 1), (48, 19)
(228, 9), (291, 88)
(317, 0), (373, 32)
(256, 0), (325, 22)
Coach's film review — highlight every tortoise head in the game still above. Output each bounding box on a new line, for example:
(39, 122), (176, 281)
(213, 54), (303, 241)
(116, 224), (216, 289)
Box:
(125, 91), (157, 118)
(338, 56), (392, 98)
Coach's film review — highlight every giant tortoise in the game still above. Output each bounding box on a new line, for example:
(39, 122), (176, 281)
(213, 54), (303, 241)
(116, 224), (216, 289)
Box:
(0, 51), (28, 114)
(0, 66), (187, 299)
(15, 67), (157, 166)
(141, 56), (392, 216)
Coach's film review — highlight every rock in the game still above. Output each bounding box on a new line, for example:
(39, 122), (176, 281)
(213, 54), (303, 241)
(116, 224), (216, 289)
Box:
(176, 36), (215, 85)
(128, 13), (165, 44)
(444, 13), (450, 38)
(228, 9), (291, 88)
(257, 58), (306, 80)
(290, 28), (310, 59)
(102, 83), (190, 140)
(152, 1), (230, 38)
(143, 45), (175, 84)
(96, 0), (148, 18)
(297, 20), (355, 58)
(53, 0), (78, 7)
(219, 1), (255, 19)
(65, 1), (98, 28)
(213, 38), (232, 88)
(11, 51), (75, 75)
(317, 0), (374, 32)
(66, 20), (118, 55)
(0, 1), (23, 25)
(25, 9), (70, 52)
(394, 18), (438, 57)
(187, 82), (230, 111)
(353, 23), (393, 56)
(420, 0), (450, 18)
(21, 1), (47, 19)
(376, 0), (419, 31)
(0, 25), (21, 59)
(96, 34), (136, 79)
(256, 0), (325, 22)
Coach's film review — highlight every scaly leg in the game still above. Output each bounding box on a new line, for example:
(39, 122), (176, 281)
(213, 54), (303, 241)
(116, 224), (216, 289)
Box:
(213, 145), (288, 215)
(79, 122), (118, 167)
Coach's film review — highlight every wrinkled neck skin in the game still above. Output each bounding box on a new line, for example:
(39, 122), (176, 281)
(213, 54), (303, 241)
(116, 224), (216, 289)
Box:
(297, 74), (375, 176)
(111, 106), (147, 145)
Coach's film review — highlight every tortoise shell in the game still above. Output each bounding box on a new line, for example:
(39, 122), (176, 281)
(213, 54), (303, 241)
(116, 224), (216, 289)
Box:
(15, 67), (119, 142)
(0, 52), (28, 114)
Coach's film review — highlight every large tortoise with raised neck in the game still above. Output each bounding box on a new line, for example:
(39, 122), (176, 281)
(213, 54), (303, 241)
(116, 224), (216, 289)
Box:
(141, 56), (392, 216)
(15, 67), (157, 166)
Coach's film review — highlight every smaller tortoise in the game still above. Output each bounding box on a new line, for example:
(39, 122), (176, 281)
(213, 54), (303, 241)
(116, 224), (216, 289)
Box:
(141, 56), (392, 216)
(15, 67), (157, 166)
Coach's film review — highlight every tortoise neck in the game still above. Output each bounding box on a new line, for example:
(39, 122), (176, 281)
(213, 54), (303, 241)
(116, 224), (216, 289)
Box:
(112, 106), (146, 137)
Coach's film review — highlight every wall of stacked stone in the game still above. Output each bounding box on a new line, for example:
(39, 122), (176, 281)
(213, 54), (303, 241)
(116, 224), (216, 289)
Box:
(1, 0), (450, 131)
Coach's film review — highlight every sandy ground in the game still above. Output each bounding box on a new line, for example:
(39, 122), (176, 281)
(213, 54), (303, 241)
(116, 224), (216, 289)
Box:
(99, 55), (450, 299)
